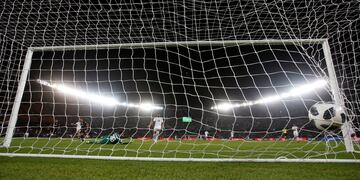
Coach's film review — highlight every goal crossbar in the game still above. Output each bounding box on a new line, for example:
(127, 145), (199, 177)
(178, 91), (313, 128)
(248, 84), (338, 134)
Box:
(28, 39), (327, 51)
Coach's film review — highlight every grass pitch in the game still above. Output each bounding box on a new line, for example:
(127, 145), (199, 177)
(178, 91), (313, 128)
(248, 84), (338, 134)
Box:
(1, 137), (359, 159)
(1, 138), (360, 179)
(1, 156), (360, 179)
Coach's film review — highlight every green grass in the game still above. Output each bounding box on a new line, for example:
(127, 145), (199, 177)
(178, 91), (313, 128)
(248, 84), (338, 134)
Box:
(1, 156), (360, 179)
(1, 138), (360, 179)
(1, 137), (360, 159)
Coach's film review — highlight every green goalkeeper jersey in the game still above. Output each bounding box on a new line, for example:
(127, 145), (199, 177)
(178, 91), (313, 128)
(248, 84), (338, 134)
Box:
(87, 132), (130, 144)
(99, 132), (122, 144)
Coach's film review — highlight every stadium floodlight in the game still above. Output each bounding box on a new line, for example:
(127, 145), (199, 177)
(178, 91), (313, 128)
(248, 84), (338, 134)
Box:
(255, 95), (282, 104)
(211, 102), (234, 111)
(212, 79), (328, 110)
(288, 79), (327, 97)
(139, 102), (163, 111)
(37, 79), (120, 106)
(36, 79), (163, 110)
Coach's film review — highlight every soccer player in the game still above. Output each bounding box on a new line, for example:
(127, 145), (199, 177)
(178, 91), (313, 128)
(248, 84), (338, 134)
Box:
(74, 118), (89, 141)
(75, 119), (81, 137)
(282, 128), (288, 139)
(51, 119), (59, 137)
(204, 130), (209, 140)
(148, 113), (164, 143)
(24, 132), (29, 138)
(230, 131), (234, 139)
(291, 125), (299, 140)
(86, 132), (130, 144)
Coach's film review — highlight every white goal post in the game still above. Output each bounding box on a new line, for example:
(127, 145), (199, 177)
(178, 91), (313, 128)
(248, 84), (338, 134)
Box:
(1, 39), (356, 162)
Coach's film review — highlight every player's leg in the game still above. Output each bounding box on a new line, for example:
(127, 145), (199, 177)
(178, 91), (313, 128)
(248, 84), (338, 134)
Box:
(79, 130), (85, 141)
(292, 132), (295, 140)
(152, 129), (155, 142)
(153, 129), (160, 142)
(75, 129), (80, 138)
(293, 131), (299, 140)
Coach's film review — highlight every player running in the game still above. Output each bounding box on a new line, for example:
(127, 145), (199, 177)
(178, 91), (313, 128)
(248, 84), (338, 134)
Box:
(148, 113), (164, 143)
(74, 118), (89, 141)
(292, 125), (299, 140)
(230, 130), (234, 139)
(281, 128), (288, 139)
(204, 130), (209, 140)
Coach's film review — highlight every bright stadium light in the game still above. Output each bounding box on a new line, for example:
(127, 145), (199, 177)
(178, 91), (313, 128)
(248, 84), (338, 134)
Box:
(288, 79), (327, 97)
(211, 79), (328, 110)
(255, 95), (281, 104)
(37, 79), (163, 110)
(139, 102), (163, 111)
(211, 102), (234, 111)
(37, 79), (120, 106)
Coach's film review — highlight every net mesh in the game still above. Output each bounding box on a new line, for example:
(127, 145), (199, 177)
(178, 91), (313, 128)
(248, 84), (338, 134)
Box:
(0, 0), (359, 160)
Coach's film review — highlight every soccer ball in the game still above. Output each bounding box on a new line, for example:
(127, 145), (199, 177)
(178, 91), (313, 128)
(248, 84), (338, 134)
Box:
(308, 102), (346, 131)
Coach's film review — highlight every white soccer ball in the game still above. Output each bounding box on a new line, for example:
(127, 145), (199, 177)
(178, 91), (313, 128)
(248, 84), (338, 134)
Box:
(308, 102), (346, 131)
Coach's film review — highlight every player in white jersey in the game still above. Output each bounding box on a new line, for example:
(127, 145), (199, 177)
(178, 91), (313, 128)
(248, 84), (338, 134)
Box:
(75, 120), (81, 137)
(291, 125), (299, 140)
(204, 130), (209, 140)
(74, 118), (89, 141)
(148, 113), (164, 143)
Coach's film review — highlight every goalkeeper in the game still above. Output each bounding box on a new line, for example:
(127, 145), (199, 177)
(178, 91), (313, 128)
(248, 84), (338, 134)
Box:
(86, 132), (130, 144)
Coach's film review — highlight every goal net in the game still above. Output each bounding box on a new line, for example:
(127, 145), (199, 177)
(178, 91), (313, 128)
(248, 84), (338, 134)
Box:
(0, 1), (359, 162)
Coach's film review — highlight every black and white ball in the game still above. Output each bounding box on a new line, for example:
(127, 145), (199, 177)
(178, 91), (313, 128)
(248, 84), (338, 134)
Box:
(308, 102), (346, 131)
